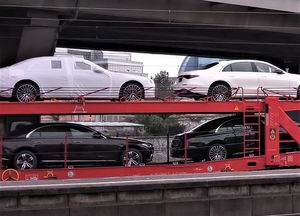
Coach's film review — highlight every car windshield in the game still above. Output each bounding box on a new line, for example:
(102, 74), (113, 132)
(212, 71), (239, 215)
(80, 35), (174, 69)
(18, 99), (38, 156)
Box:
(190, 117), (232, 133)
(179, 56), (222, 73)
(8, 124), (37, 137)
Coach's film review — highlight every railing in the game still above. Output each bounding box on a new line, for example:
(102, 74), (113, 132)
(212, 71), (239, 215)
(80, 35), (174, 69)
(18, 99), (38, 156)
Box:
(0, 86), (299, 102)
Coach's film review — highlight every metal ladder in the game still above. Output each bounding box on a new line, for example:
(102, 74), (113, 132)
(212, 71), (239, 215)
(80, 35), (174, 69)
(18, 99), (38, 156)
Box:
(243, 105), (261, 157)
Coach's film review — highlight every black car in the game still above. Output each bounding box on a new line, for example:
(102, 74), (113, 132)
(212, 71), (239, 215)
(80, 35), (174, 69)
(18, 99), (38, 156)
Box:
(2, 123), (154, 169)
(171, 116), (299, 162)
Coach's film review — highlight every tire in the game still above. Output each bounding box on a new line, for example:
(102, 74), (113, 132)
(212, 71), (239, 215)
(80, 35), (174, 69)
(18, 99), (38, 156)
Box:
(13, 150), (38, 170)
(208, 83), (231, 101)
(206, 144), (227, 161)
(14, 82), (39, 102)
(119, 82), (144, 101)
(120, 148), (143, 166)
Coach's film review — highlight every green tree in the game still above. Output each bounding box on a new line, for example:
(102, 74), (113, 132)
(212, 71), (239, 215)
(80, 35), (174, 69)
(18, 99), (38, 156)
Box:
(154, 70), (172, 99)
(125, 114), (185, 136)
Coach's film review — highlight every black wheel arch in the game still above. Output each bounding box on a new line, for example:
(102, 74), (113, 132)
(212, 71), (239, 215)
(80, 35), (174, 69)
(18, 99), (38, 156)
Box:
(13, 147), (38, 159)
(208, 81), (231, 91)
(120, 145), (146, 162)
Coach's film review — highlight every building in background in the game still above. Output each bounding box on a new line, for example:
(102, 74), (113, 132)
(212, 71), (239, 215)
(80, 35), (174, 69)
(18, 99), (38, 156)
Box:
(95, 51), (146, 77)
(65, 49), (146, 77)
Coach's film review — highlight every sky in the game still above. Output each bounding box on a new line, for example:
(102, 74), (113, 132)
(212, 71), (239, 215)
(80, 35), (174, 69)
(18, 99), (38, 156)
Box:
(131, 53), (185, 78)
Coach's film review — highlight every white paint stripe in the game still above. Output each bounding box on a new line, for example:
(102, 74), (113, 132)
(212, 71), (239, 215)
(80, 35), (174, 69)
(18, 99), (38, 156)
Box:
(1, 172), (300, 190)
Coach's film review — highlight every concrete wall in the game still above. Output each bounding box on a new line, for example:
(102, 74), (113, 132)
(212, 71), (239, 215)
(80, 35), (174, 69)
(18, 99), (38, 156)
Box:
(0, 170), (300, 216)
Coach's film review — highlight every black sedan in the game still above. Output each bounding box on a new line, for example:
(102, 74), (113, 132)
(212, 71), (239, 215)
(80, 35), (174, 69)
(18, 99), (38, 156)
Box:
(171, 116), (298, 162)
(2, 123), (154, 169)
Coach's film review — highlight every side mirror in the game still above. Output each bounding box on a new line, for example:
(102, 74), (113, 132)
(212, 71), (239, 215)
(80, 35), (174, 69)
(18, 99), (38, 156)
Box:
(274, 70), (284, 74)
(93, 132), (103, 138)
(93, 68), (103, 73)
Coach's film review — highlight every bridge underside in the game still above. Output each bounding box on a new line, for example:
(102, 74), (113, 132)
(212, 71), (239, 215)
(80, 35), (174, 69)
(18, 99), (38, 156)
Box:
(0, 0), (299, 71)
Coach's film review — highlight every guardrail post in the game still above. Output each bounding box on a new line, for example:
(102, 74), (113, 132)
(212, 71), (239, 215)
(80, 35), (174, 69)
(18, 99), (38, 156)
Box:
(184, 134), (188, 163)
(64, 134), (68, 168)
(125, 135), (129, 166)
(167, 133), (170, 163)
(0, 136), (2, 169)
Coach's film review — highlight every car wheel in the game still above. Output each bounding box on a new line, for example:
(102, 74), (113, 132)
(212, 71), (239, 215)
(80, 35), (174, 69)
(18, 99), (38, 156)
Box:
(120, 148), (143, 166)
(208, 83), (231, 101)
(119, 82), (144, 101)
(206, 144), (227, 161)
(14, 82), (39, 102)
(13, 150), (38, 170)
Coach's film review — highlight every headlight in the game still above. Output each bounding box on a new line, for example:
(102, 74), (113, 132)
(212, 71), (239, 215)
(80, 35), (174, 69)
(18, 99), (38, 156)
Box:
(142, 143), (153, 148)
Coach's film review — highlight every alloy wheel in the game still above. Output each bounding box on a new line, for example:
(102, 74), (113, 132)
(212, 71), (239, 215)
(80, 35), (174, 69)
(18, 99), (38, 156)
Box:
(210, 84), (230, 101)
(16, 83), (38, 102)
(121, 84), (144, 101)
(123, 150), (142, 166)
(15, 152), (37, 170)
(208, 144), (227, 161)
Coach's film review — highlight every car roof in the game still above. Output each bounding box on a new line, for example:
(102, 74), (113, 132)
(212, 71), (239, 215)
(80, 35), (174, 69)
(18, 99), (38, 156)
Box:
(218, 59), (272, 65)
(8, 122), (92, 137)
(12, 56), (88, 67)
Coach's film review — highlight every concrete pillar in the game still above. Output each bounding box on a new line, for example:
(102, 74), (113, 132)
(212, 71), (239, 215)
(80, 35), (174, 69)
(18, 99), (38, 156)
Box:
(16, 10), (59, 63)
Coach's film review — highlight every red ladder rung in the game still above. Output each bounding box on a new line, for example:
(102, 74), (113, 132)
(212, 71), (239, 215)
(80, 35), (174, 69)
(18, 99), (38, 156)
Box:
(280, 140), (296, 143)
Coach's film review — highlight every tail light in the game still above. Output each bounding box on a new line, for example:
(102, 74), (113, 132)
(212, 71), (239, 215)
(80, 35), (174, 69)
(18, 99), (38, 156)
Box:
(179, 75), (199, 79)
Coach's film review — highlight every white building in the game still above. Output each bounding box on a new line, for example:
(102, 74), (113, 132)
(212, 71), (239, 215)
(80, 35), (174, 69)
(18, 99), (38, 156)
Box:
(63, 49), (146, 77)
(95, 51), (146, 77)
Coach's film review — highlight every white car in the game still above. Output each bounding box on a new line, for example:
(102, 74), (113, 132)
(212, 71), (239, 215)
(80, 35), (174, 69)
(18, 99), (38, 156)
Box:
(173, 59), (300, 101)
(0, 56), (155, 102)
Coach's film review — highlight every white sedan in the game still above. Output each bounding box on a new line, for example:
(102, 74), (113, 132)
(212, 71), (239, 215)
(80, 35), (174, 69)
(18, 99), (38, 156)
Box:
(0, 56), (155, 102)
(173, 60), (300, 101)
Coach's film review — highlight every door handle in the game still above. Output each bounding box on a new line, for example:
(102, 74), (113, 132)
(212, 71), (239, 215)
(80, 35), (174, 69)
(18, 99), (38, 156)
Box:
(72, 141), (82, 144)
(34, 141), (43, 144)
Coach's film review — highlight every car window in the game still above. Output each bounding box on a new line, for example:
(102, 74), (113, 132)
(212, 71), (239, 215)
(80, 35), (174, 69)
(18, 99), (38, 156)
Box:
(70, 126), (95, 138)
(29, 126), (68, 138)
(217, 119), (234, 133)
(75, 62), (91, 70)
(223, 62), (253, 72)
(217, 118), (243, 132)
(232, 119), (243, 131)
(179, 56), (222, 72)
(192, 118), (231, 133)
(51, 60), (62, 69)
(254, 62), (277, 73)
(222, 65), (232, 72)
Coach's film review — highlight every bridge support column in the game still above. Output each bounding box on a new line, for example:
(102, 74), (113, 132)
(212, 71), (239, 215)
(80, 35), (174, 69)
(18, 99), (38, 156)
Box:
(16, 10), (59, 62)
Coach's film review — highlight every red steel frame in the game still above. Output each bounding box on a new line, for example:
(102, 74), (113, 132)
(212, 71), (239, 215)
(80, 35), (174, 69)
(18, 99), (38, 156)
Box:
(0, 97), (300, 181)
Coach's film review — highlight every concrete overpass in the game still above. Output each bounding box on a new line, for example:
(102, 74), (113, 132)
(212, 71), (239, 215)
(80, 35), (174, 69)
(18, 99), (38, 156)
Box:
(0, 0), (300, 71)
